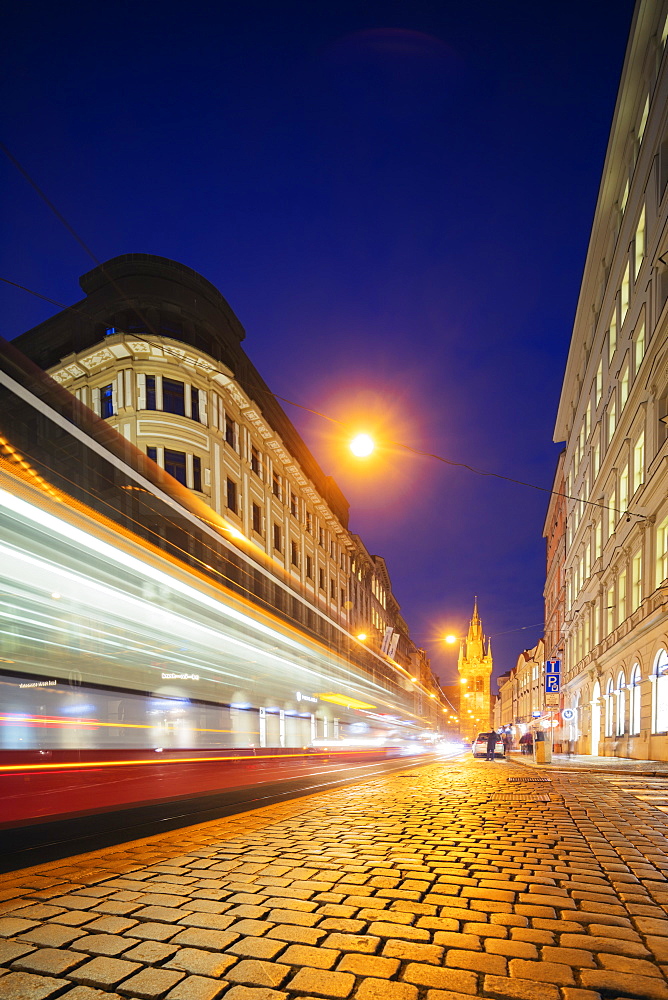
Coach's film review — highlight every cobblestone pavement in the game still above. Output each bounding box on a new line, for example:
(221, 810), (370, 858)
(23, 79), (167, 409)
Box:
(6, 757), (668, 1000)
(513, 752), (668, 776)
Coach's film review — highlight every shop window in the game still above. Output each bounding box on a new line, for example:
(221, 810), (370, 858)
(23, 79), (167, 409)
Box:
(616, 670), (626, 736)
(653, 649), (668, 733)
(605, 678), (614, 737)
(630, 664), (641, 736)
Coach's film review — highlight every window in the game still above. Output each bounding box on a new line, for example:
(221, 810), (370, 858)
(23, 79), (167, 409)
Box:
(595, 518), (602, 559)
(635, 206), (646, 280)
(633, 431), (644, 494)
(273, 523), (282, 552)
(632, 549), (642, 610)
(606, 584), (614, 636)
(318, 567), (325, 590)
(252, 503), (262, 535)
(634, 320), (645, 372)
(605, 677), (614, 737)
(290, 492), (298, 518)
(319, 527), (325, 547)
(193, 456), (202, 493)
(608, 484), (616, 539)
(100, 384), (114, 419)
(146, 375), (157, 410)
(608, 311), (617, 365)
(163, 378), (185, 416)
(251, 446), (261, 477)
(616, 671), (626, 736)
(618, 569), (627, 624)
(619, 463), (629, 513)
(306, 554), (313, 579)
(290, 540), (299, 567)
(340, 552), (347, 571)
(621, 264), (630, 324)
(226, 477), (238, 513)
(340, 587), (346, 608)
(595, 361), (603, 407)
(272, 471), (282, 500)
(657, 516), (668, 587)
(330, 578), (336, 601)
(620, 361), (629, 410)
(191, 386), (200, 423)
(607, 396), (616, 446)
(654, 650), (668, 734)
(164, 449), (187, 486)
(147, 446), (157, 463)
(306, 511), (312, 533)
(225, 413), (236, 449)
(630, 664), (641, 736)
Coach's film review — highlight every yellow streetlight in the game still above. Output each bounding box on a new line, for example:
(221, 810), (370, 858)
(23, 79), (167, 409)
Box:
(445, 634), (458, 644)
(356, 632), (368, 642)
(350, 433), (375, 458)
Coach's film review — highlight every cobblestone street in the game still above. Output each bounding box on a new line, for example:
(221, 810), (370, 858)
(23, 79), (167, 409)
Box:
(6, 756), (668, 1000)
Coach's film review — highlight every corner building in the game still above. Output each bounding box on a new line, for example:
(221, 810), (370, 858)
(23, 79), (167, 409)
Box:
(12, 253), (444, 738)
(555, 1), (668, 757)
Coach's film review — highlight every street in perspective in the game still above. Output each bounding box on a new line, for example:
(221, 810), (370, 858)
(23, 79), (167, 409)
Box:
(2, 0), (668, 998)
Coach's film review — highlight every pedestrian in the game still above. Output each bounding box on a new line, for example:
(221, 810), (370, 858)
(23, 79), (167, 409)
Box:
(502, 732), (512, 755)
(519, 732), (530, 754)
(485, 731), (498, 761)
(526, 732), (534, 755)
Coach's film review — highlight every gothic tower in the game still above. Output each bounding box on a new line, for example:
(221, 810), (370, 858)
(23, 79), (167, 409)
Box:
(458, 598), (493, 739)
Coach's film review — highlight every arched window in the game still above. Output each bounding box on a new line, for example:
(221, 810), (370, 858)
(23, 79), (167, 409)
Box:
(653, 649), (668, 733)
(605, 677), (615, 737)
(629, 664), (641, 736)
(616, 670), (626, 736)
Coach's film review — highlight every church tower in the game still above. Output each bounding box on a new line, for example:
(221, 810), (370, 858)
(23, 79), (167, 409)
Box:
(458, 598), (493, 739)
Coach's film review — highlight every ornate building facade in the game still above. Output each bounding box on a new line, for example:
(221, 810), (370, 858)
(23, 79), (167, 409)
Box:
(457, 599), (493, 738)
(554, 1), (668, 757)
(12, 253), (445, 730)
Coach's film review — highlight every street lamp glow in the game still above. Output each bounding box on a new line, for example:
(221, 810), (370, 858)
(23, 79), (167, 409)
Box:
(356, 633), (368, 642)
(445, 634), (457, 644)
(350, 433), (375, 458)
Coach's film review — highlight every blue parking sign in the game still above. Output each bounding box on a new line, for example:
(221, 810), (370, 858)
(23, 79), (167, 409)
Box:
(546, 674), (560, 693)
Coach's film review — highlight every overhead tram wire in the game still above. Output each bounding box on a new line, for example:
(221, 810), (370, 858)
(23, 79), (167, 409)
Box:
(0, 143), (646, 525)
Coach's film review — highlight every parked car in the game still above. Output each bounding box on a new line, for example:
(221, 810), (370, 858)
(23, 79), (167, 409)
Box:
(472, 732), (504, 758)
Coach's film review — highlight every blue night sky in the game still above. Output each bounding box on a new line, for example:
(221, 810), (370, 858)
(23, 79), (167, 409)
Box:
(1, 0), (634, 685)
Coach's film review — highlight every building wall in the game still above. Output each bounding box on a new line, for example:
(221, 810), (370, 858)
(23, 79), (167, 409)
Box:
(13, 255), (445, 731)
(553, 1), (668, 757)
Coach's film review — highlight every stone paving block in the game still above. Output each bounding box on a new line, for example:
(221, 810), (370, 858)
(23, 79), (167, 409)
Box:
(485, 939), (537, 959)
(20, 924), (88, 949)
(121, 940), (179, 964)
(335, 954), (399, 977)
(220, 988), (286, 1000)
(483, 974), (560, 1000)
(9, 905), (65, 921)
(225, 906), (270, 920)
(541, 946), (597, 967)
(70, 933), (134, 957)
(366, 922), (430, 941)
(381, 940), (444, 964)
(286, 967), (355, 997)
(127, 921), (180, 941)
(598, 952), (663, 977)
(0, 918), (40, 937)
(321, 933), (380, 953)
(12, 947), (87, 976)
(116, 967), (186, 998)
(279, 945), (339, 969)
(445, 948), (507, 975)
(226, 938), (287, 961)
(402, 964), (477, 993)
(59, 988), (124, 1000)
(226, 960), (291, 988)
(265, 909), (319, 927)
(560, 933), (651, 957)
(83, 916), (138, 934)
(170, 928), (240, 951)
(0, 940), (36, 965)
(0, 971), (70, 999)
(165, 974), (227, 1000)
(432, 931), (481, 950)
(507, 957), (575, 985)
(69, 956), (141, 988)
(355, 978), (418, 1000)
(265, 925), (325, 946)
(560, 991), (603, 1000)
(579, 970), (668, 998)
(166, 947), (237, 977)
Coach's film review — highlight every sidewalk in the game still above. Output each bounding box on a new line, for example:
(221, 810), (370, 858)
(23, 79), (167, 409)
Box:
(510, 749), (668, 776)
(3, 757), (668, 999)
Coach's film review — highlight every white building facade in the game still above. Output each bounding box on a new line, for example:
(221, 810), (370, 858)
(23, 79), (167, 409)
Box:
(555, 1), (668, 757)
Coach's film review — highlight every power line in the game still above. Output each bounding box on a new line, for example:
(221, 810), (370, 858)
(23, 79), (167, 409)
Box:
(1, 144), (646, 524)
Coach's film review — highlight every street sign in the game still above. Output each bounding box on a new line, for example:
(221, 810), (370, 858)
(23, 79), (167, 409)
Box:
(546, 660), (561, 673)
(545, 673), (560, 693)
(562, 708), (575, 721)
(532, 710), (541, 718)
(545, 692), (559, 706)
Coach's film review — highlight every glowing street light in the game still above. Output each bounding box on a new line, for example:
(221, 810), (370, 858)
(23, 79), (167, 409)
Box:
(350, 433), (375, 458)
(356, 633), (368, 642)
(445, 634), (458, 644)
